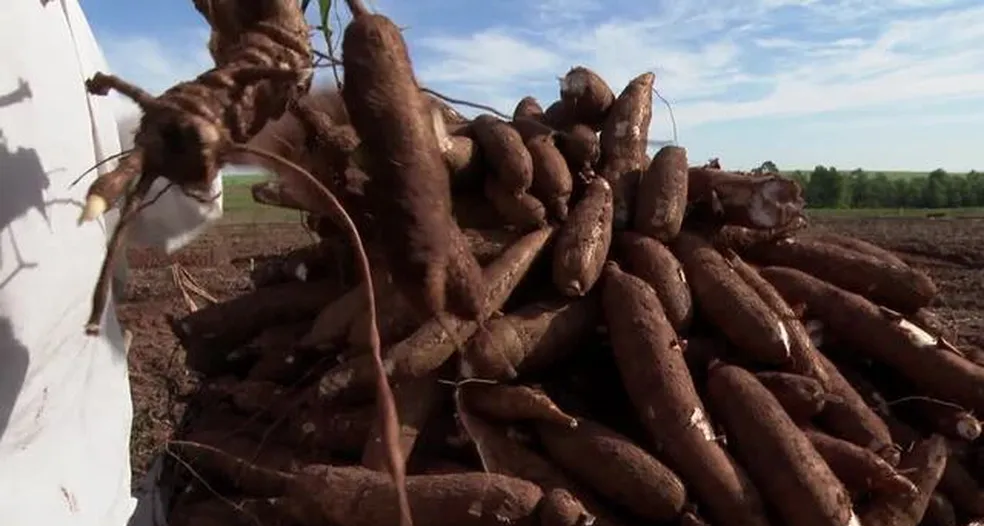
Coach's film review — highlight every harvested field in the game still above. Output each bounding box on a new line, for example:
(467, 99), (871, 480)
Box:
(807, 216), (984, 349)
(121, 223), (316, 475)
(123, 215), (984, 488)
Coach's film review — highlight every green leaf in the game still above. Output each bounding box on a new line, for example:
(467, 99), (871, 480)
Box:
(318, 0), (333, 46)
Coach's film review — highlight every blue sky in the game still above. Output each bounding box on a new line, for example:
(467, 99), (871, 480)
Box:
(80, 0), (984, 172)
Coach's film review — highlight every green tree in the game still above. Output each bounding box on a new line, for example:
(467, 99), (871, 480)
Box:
(907, 177), (928, 207)
(806, 165), (849, 207)
(947, 175), (967, 207)
(849, 169), (873, 207)
(828, 166), (850, 208)
(924, 169), (950, 208)
(788, 166), (983, 209)
(868, 172), (892, 207)
(805, 166), (829, 206)
(789, 170), (809, 191)
(758, 160), (779, 174)
(965, 170), (983, 206)
(890, 178), (910, 207)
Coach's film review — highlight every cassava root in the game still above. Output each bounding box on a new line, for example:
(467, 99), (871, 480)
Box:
(126, 8), (973, 525)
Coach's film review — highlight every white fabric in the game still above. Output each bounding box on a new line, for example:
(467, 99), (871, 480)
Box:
(0, 1), (222, 525)
(129, 176), (225, 256)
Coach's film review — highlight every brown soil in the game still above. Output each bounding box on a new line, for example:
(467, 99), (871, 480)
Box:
(808, 216), (984, 350)
(119, 217), (984, 482)
(119, 223), (316, 480)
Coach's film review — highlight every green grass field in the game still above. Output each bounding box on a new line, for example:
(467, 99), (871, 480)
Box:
(806, 207), (984, 218)
(220, 173), (984, 225)
(781, 170), (975, 180)
(223, 173), (300, 223)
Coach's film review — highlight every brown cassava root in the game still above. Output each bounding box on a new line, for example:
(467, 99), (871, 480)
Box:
(142, 16), (973, 525)
(81, 0), (314, 335)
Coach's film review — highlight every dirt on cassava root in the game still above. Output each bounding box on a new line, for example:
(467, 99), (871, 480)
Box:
(123, 12), (976, 523)
(341, 1), (455, 320)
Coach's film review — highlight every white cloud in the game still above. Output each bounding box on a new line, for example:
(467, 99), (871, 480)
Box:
(754, 38), (803, 49)
(810, 109), (984, 130)
(406, 0), (984, 142)
(533, 0), (604, 23)
(98, 29), (213, 118)
(417, 31), (563, 86)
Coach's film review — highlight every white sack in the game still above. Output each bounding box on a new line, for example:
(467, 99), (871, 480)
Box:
(0, 2), (222, 525)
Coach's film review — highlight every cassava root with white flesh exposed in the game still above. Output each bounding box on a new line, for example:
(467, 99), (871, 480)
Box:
(118, 7), (979, 523)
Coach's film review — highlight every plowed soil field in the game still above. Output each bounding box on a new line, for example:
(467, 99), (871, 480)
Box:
(120, 216), (984, 481)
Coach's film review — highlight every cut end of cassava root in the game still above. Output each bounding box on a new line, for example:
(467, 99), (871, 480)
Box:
(955, 417), (982, 441)
(79, 195), (108, 225)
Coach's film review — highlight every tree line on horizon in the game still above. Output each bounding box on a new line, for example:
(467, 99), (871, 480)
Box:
(752, 161), (984, 209)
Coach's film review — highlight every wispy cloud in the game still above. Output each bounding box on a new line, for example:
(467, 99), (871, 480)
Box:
(415, 0), (984, 126)
(98, 29), (212, 117)
(533, 0), (605, 23)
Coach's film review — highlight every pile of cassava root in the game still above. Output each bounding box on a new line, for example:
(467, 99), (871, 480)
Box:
(77, 1), (984, 525)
